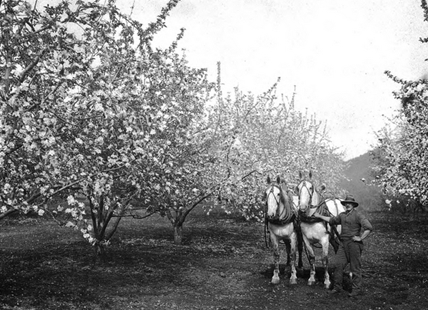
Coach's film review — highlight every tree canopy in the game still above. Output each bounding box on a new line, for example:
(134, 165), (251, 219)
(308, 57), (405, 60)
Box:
(373, 1), (428, 212)
(1, 0), (346, 249)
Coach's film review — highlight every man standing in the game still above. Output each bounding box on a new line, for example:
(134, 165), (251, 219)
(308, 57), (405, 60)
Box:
(314, 195), (373, 297)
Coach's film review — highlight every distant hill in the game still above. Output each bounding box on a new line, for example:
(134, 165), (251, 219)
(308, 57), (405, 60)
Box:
(339, 151), (384, 211)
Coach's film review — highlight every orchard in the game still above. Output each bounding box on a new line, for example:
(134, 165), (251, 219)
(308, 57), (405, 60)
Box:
(2, 1), (428, 309)
(0, 0), (344, 249)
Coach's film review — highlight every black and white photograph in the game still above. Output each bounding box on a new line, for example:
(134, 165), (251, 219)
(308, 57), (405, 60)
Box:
(1, 0), (427, 309)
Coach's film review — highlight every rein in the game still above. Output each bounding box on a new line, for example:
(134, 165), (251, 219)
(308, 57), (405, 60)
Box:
(297, 180), (326, 222)
(299, 200), (326, 223)
(299, 181), (315, 206)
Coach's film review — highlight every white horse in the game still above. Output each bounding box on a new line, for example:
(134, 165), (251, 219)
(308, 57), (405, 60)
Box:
(296, 171), (345, 289)
(265, 176), (301, 285)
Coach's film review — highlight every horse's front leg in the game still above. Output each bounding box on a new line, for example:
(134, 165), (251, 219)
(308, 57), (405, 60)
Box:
(288, 233), (297, 285)
(303, 236), (316, 286)
(285, 240), (291, 267)
(270, 234), (281, 285)
(321, 238), (331, 289)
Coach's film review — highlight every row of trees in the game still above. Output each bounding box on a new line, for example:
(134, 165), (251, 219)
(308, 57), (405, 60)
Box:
(1, 0), (345, 254)
(371, 0), (428, 213)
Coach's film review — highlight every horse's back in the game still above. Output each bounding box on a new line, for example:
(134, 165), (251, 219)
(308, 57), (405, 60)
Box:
(325, 198), (345, 217)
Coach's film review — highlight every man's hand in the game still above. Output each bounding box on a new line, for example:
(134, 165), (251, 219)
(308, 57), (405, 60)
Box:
(353, 230), (371, 242)
(313, 212), (331, 222)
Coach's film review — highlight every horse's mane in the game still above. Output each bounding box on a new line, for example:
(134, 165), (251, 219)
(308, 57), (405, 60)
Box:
(282, 189), (294, 207)
(279, 187), (296, 220)
(265, 176), (296, 223)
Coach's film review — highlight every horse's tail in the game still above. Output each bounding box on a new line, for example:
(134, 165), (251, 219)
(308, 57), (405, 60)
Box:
(325, 198), (342, 253)
(329, 225), (340, 253)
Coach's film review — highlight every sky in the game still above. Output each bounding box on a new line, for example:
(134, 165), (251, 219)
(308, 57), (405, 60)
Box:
(34, 0), (428, 160)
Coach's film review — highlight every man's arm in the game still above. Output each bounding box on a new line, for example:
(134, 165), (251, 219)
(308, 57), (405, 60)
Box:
(352, 229), (371, 242)
(314, 213), (331, 222)
(353, 215), (373, 242)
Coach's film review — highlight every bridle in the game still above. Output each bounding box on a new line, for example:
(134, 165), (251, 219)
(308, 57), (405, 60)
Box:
(267, 185), (280, 206)
(265, 185), (286, 220)
(265, 184), (296, 224)
(297, 180), (315, 211)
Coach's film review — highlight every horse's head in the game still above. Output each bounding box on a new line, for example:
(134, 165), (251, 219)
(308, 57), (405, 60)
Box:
(296, 179), (314, 213)
(296, 170), (323, 215)
(265, 176), (288, 222)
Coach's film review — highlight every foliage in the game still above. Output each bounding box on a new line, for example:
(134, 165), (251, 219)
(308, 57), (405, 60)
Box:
(1, 0), (345, 249)
(207, 77), (346, 222)
(0, 0), (77, 217)
(0, 0), (215, 250)
(373, 0), (428, 212)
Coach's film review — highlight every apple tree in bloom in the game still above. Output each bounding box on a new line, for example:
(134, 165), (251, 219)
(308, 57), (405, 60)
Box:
(373, 73), (428, 212)
(1, 0), (215, 252)
(372, 0), (428, 212)
(142, 66), (344, 244)
(52, 0), (215, 253)
(0, 0), (93, 218)
(206, 77), (345, 222)
(1, 0), (345, 249)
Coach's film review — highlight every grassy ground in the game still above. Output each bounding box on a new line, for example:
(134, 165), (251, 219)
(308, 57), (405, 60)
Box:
(0, 209), (428, 309)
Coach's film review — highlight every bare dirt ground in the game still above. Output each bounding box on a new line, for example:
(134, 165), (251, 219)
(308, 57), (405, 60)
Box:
(0, 210), (427, 310)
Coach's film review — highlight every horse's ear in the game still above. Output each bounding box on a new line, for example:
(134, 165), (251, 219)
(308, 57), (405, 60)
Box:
(276, 176), (281, 184)
(299, 171), (303, 180)
(267, 176), (271, 184)
(280, 179), (287, 190)
(309, 170), (312, 179)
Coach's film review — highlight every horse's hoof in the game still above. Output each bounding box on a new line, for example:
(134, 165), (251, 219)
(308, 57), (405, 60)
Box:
(308, 280), (315, 286)
(290, 279), (297, 285)
(271, 277), (280, 285)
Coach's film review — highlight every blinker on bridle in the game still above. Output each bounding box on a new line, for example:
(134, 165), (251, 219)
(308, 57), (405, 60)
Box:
(266, 184), (283, 218)
(298, 180), (315, 209)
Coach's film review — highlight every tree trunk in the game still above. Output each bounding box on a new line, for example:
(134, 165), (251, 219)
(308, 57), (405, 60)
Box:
(95, 243), (106, 256)
(92, 242), (107, 265)
(173, 223), (183, 245)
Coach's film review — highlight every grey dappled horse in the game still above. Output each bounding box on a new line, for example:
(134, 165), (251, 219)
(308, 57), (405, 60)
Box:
(296, 171), (345, 289)
(264, 176), (301, 285)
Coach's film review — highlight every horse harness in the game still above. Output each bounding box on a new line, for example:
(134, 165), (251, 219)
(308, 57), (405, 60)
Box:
(265, 185), (296, 226)
(297, 182), (342, 245)
(264, 185), (297, 248)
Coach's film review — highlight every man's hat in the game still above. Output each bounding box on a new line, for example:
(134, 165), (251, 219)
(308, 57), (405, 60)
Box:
(340, 195), (359, 207)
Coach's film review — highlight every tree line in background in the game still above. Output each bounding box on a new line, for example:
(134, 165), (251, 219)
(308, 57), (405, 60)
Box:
(371, 0), (428, 214)
(1, 0), (346, 254)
